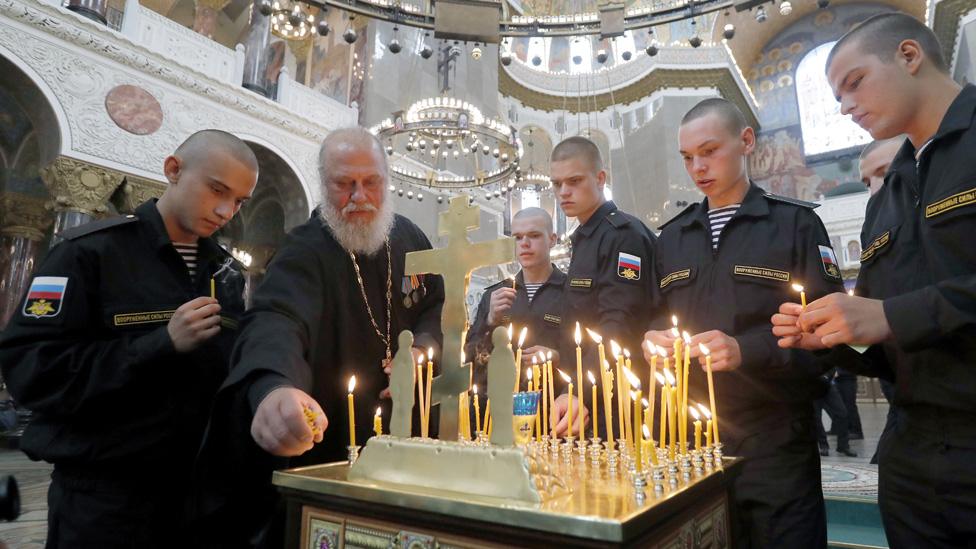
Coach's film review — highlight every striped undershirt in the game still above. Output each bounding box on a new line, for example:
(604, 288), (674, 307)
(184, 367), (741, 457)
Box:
(524, 282), (543, 301)
(707, 204), (740, 250)
(173, 242), (199, 278)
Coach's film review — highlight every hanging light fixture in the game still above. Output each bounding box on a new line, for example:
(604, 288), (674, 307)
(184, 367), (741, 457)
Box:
(779, 1), (793, 16)
(343, 15), (358, 43)
(270, 0), (315, 40)
(388, 26), (402, 54)
(420, 33), (433, 59)
(755, 6), (767, 22)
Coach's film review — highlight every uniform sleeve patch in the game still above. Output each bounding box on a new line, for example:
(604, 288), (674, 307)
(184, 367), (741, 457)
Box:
(819, 245), (842, 279)
(733, 266), (790, 282)
(925, 187), (976, 218)
(22, 276), (68, 318)
(543, 313), (562, 325)
(859, 231), (890, 263)
(660, 269), (692, 289)
(617, 252), (642, 280)
(569, 278), (593, 288)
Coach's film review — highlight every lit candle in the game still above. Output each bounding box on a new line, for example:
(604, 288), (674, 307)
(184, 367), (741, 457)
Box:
(574, 322), (584, 443)
(425, 348), (434, 437)
(546, 351), (555, 436)
(848, 289), (855, 297)
(644, 424), (657, 466)
(625, 348), (634, 447)
(588, 370), (598, 439)
(625, 367), (642, 472)
(558, 369), (573, 439)
(681, 331), (692, 453)
(586, 329), (613, 449)
(532, 357), (542, 441)
(792, 283), (807, 309)
(610, 340), (627, 446)
(507, 323), (513, 349)
(373, 406), (383, 437)
(697, 403), (713, 448)
(416, 356), (426, 438)
(526, 366), (534, 392)
(513, 326), (527, 392)
(665, 368), (677, 460)
(347, 376), (357, 447)
(656, 372), (668, 450)
(671, 315), (682, 378)
(690, 405), (702, 450)
(645, 341), (658, 429)
(473, 384), (482, 434)
(210, 277), (216, 299)
(700, 343), (720, 446)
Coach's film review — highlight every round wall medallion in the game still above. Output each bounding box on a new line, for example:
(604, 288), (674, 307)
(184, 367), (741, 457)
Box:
(105, 85), (163, 135)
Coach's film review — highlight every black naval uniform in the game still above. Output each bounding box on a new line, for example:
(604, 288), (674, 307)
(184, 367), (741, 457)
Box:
(465, 267), (568, 389)
(191, 212), (444, 548)
(652, 183), (843, 548)
(565, 200), (657, 366)
(0, 199), (245, 549)
(827, 84), (976, 547)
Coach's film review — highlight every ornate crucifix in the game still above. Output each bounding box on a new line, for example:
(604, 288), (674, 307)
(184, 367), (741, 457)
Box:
(405, 196), (515, 438)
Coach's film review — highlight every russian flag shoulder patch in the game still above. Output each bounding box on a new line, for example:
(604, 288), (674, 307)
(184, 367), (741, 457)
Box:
(818, 245), (842, 280)
(617, 252), (642, 281)
(22, 276), (68, 319)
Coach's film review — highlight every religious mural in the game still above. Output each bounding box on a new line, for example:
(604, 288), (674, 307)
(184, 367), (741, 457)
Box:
(0, 88), (44, 198)
(750, 125), (837, 201)
(294, 10), (371, 106)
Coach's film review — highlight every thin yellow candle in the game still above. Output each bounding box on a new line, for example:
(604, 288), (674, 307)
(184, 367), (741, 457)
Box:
(792, 283), (807, 308)
(473, 384), (482, 433)
(699, 343), (720, 445)
(671, 314), (682, 376)
(532, 358), (541, 441)
(681, 331), (692, 452)
(623, 364), (640, 451)
(642, 397), (651, 441)
(610, 340), (626, 446)
(558, 369), (573, 439)
(425, 348), (434, 436)
(347, 376), (357, 447)
(587, 329), (613, 448)
(656, 372), (668, 450)
(697, 403), (713, 448)
(416, 357), (427, 437)
(644, 424), (657, 466)
(526, 366), (534, 392)
(546, 351), (556, 436)
(513, 327), (527, 392)
(588, 370), (598, 439)
(625, 349), (634, 448)
(574, 322), (584, 443)
(485, 398), (491, 435)
(373, 406), (382, 437)
(690, 405), (702, 450)
(210, 277), (216, 299)
(644, 341), (658, 427)
(632, 390), (643, 473)
(665, 368), (677, 460)
(507, 323), (513, 348)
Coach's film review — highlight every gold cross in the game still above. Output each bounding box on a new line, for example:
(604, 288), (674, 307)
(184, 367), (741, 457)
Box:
(405, 196), (515, 438)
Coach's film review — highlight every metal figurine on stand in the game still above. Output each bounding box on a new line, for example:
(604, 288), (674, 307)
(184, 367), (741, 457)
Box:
(347, 445), (361, 465)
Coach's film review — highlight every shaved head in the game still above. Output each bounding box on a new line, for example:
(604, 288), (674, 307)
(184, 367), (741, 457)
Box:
(860, 135), (907, 162)
(512, 207), (553, 229)
(174, 129), (258, 172)
(551, 136), (603, 175)
(318, 127), (387, 181)
(681, 97), (748, 136)
(827, 12), (948, 74)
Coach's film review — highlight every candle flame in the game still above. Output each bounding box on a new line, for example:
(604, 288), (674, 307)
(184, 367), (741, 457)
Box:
(609, 339), (622, 357)
(672, 315), (678, 327)
(375, 406), (382, 417)
(526, 367), (533, 380)
(507, 323), (513, 341)
(348, 375), (356, 393)
(630, 391), (638, 400)
(642, 424), (651, 439)
(682, 331), (691, 344)
(546, 350), (553, 360)
(671, 327), (680, 338)
(657, 345), (668, 358)
(623, 366), (641, 389)
(689, 406), (701, 420)
(587, 370), (597, 385)
(664, 369), (676, 386)
(585, 327), (602, 344)
(792, 283), (804, 293)
(623, 348), (631, 359)
(643, 340), (655, 356)
(473, 384), (478, 395)
(848, 289), (855, 296)
(557, 369), (572, 383)
(517, 326), (528, 348)
(642, 397), (649, 408)
(699, 343), (711, 356)
(574, 322), (582, 345)
(531, 355), (538, 365)
(461, 351), (465, 363)
(697, 402), (711, 418)
(655, 372), (666, 385)
(427, 347), (434, 361)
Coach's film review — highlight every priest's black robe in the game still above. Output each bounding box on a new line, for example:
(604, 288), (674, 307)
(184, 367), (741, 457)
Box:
(189, 211), (443, 548)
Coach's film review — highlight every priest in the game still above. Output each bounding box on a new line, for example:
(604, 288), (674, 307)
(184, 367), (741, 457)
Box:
(190, 127), (444, 548)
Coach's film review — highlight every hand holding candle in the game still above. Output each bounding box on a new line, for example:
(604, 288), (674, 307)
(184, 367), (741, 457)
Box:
(792, 283), (807, 309)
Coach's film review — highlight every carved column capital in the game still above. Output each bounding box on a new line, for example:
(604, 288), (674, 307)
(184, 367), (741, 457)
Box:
(40, 157), (125, 216)
(0, 192), (53, 241)
(117, 175), (168, 213)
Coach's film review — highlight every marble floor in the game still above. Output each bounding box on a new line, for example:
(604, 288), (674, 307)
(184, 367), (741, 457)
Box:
(0, 401), (891, 547)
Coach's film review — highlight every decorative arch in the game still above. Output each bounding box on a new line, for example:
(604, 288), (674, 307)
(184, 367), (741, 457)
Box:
(0, 48), (71, 163)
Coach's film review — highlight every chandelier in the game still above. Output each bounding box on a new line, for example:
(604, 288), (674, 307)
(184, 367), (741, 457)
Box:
(371, 97), (523, 192)
(270, 0), (316, 40)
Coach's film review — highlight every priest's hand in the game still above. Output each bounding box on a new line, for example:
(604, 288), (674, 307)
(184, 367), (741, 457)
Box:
(167, 296), (221, 353)
(688, 331), (741, 372)
(642, 330), (677, 362)
(380, 347), (426, 399)
(772, 302), (829, 350)
(798, 293), (891, 347)
(550, 393), (589, 438)
(251, 387), (327, 457)
(486, 287), (516, 326)
(522, 345), (559, 367)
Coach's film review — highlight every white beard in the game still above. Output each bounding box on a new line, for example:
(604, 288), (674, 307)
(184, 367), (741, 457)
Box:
(317, 199), (395, 255)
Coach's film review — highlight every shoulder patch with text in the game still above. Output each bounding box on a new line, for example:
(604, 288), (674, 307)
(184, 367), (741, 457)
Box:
(544, 313), (562, 325)
(733, 265), (791, 283)
(569, 278), (593, 288)
(660, 269), (692, 289)
(925, 187), (976, 218)
(860, 231), (891, 263)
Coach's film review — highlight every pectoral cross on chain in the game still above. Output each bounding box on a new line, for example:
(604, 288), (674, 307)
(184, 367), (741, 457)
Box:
(404, 196), (515, 438)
